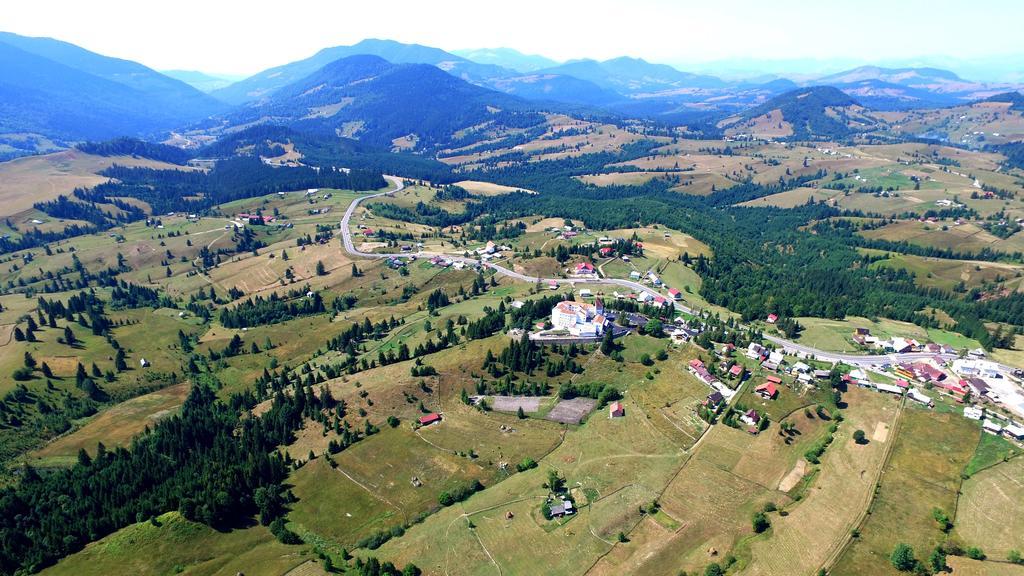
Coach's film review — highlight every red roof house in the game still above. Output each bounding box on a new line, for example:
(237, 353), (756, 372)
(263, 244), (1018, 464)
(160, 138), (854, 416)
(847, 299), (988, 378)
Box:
(729, 364), (744, 378)
(419, 413), (442, 426)
(755, 382), (778, 399)
(575, 262), (596, 274)
(609, 401), (625, 418)
(765, 375), (782, 385)
(599, 247), (614, 256)
(668, 288), (682, 300)
(766, 313), (779, 324)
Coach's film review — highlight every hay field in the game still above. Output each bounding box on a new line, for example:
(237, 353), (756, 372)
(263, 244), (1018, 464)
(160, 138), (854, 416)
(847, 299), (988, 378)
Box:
(831, 409), (980, 576)
(0, 149), (195, 218)
(955, 456), (1024, 558)
(739, 388), (898, 576)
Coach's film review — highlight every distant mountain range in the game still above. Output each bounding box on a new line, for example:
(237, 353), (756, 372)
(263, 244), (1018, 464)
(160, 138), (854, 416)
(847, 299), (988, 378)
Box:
(1, 31), (1023, 154)
(451, 47), (557, 72)
(0, 31), (224, 141)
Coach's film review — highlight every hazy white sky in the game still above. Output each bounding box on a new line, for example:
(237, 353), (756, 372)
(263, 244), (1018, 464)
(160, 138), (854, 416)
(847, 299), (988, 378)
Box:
(3, 0), (1023, 76)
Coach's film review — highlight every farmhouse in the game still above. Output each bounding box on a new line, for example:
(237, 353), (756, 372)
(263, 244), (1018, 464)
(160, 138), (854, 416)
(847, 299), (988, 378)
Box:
(549, 500), (575, 518)
(728, 364), (744, 379)
(550, 300), (607, 337)
(609, 401), (625, 418)
(668, 287), (682, 301)
(766, 313), (778, 324)
(629, 270), (642, 280)
(599, 247), (614, 257)
(419, 413), (442, 426)
(755, 382), (778, 400)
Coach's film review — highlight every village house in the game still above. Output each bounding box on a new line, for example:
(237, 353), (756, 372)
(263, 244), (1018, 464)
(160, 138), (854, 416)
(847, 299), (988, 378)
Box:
(574, 262), (596, 276)
(668, 287), (682, 301)
(740, 409), (761, 428)
(728, 364), (744, 379)
(766, 313), (778, 324)
(599, 246), (614, 257)
(704, 390), (725, 407)
(609, 401), (625, 418)
(746, 342), (767, 361)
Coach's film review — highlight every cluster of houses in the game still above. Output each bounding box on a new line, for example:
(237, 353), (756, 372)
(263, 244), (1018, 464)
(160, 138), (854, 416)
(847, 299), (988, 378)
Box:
(850, 328), (959, 356)
(237, 212), (276, 225)
(550, 299), (608, 337)
(428, 255), (467, 270)
(689, 359), (737, 405)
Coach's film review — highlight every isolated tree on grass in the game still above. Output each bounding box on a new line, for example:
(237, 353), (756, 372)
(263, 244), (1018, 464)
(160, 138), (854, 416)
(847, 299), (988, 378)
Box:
(64, 325), (76, 346)
(890, 543), (917, 571)
(752, 511), (770, 533)
(316, 260), (327, 276)
(853, 429), (866, 444)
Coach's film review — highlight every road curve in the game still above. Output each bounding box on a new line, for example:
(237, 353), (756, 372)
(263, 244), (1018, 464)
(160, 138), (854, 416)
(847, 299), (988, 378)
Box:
(340, 177), (1008, 372)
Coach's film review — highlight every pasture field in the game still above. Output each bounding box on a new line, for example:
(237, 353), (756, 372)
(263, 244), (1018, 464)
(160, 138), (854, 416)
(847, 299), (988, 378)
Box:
(860, 220), (1024, 255)
(39, 512), (309, 576)
(738, 186), (844, 208)
(373, 381), (684, 575)
(29, 382), (190, 466)
(992, 334), (1024, 372)
(831, 408), (980, 576)
(946, 556), (1024, 575)
(869, 252), (1024, 292)
(738, 388), (898, 576)
(963, 431), (1022, 477)
(794, 315), (982, 354)
(955, 456), (1024, 558)
(288, 457), (403, 551)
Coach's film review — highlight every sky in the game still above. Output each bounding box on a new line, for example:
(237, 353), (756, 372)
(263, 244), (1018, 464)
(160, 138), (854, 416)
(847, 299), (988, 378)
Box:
(3, 0), (1023, 78)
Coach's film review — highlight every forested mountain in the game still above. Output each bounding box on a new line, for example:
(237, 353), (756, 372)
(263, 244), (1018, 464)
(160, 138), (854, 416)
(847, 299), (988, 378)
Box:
(717, 86), (882, 139)
(212, 39), (511, 105)
(0, 32), (224, 141)
(224, 55), (545, 150)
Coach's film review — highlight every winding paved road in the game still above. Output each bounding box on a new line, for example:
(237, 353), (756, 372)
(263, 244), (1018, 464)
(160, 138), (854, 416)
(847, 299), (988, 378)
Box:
(341, 176), (1013, 373)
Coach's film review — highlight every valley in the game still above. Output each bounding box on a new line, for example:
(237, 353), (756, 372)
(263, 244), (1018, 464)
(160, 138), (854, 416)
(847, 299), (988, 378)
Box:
(1, 11), (1024, 576)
